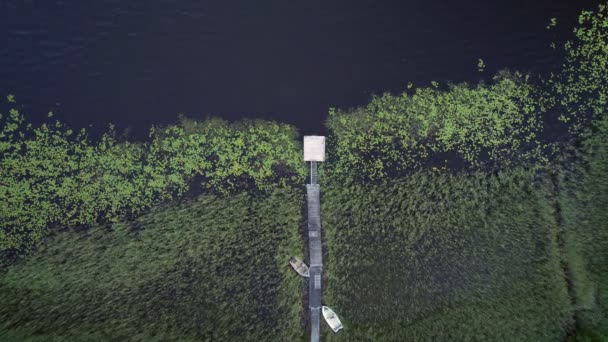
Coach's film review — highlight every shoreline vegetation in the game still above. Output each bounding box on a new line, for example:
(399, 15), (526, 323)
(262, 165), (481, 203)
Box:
(2, 3), (608, 341)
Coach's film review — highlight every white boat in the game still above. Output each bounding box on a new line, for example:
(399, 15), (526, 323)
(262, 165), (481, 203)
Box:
(289, 257), (310, 277)
(322, 306), (343, 333)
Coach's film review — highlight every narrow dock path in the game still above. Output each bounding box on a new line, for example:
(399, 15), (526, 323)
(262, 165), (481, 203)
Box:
(307, 162), (322, 342)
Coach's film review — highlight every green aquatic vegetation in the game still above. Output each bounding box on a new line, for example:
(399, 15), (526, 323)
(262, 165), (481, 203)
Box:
(0, 101), (305, 259)
(559, 114), (608, 338)
(547, 2), (608, 134)
(0, 188), (306, 341)
(177, 116), (305, 194)
(321, 170), (572, 341)
(324, 71), (547, 183)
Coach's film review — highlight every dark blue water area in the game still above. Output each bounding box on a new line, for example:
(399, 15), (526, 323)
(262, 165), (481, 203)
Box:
(0, 0), (601, 139)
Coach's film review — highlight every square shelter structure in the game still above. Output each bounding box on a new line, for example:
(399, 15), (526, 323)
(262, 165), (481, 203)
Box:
(303, 136), (325, 162)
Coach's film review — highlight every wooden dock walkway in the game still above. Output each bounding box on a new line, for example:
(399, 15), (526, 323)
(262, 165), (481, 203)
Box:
(307, 162), (322, 342)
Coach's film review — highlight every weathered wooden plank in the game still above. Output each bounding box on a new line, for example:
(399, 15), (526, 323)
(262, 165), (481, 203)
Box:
(310, 308), (321, 342)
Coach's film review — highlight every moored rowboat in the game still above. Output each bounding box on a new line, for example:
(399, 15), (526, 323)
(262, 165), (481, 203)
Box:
(322, 306), (343, 333)
(289, 257), (310, 277)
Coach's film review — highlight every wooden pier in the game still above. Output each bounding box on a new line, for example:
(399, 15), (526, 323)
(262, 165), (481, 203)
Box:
(307, 162), (322, 342)
(304, 136), (325, 342)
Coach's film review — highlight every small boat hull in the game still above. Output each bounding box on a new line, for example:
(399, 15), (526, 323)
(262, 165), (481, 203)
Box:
(289, 257), (310, 277)
(322, 306), (343, 333)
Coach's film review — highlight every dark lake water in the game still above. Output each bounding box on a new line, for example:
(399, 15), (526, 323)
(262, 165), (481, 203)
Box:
(0, 0), (601, 138)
